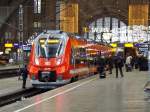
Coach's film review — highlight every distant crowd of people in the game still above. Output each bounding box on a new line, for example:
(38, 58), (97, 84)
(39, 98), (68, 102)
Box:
(97, 53), (124, 78)
(96, 52), (148, 78)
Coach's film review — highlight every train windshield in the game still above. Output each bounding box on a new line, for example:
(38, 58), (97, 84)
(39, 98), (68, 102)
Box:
(36, 34), (65, 58)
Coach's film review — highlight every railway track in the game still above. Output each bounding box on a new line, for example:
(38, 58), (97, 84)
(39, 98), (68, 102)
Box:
(0, 75), (83, 107)
(0, 87), (49, 107)
(0, 71), (95, 107)
(0, 68), (21, 79)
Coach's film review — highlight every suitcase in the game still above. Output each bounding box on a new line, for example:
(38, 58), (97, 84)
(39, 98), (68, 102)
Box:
(99, 71), (106, 78)
(127, 64), (132, 72)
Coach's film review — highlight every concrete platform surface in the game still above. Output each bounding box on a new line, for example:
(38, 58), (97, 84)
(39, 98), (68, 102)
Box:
(0, 77), (32, 96)
(0, 70), (150, 112)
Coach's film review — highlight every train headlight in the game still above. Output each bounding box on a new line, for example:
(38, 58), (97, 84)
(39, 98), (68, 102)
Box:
(35, 58), (39, 65)
(56, 58), (61, 65)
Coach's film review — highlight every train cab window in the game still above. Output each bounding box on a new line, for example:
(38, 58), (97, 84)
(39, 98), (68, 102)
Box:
(46, 44), (60, 58)
(37, 38), (64, 58)
(35, 33), (68, 58)
(57, 41), (64, 56)
(39, 45), (46, 57)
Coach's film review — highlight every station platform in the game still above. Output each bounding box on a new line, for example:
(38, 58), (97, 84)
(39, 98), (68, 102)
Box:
(0, 69), (149, 112)
(0, 77), (31, 96)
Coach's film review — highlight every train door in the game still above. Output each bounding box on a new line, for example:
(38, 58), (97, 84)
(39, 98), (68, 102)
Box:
(70, 47), (76, 68)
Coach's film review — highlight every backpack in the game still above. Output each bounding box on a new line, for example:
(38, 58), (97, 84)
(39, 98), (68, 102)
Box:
(117, 57), (124, 67)
(117, 58), (121, 64)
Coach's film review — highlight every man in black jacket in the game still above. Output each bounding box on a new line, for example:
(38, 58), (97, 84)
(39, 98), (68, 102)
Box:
(106, 55), (113, 74)
(97, 56), (106, 78)
(114, 55), (124, 78)
(20, 65), (28, 89)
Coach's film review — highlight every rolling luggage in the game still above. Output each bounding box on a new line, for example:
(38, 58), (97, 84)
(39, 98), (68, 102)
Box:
(126, 64), (132, 72)
(99, 71), (106, 78)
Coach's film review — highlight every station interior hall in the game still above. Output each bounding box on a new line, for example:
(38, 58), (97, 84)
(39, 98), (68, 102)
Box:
(0, 0), (150, 112)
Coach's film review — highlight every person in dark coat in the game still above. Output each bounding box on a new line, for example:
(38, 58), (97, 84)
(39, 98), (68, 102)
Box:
(134, 56), (139, 69)
(106, 55), (113, 74)
(20, 65), (28, 89)
(113, 55), (124, 78)
(138, 55), (148, 71)
(97, 56), (106, 78)
(131, 56), (135, 69)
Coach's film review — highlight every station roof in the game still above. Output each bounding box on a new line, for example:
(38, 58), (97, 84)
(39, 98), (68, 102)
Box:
(64, 0), (149, 27)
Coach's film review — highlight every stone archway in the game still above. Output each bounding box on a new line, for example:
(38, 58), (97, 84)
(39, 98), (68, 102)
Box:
(84, 17), (127, 43)
(79, 6), (128, 33)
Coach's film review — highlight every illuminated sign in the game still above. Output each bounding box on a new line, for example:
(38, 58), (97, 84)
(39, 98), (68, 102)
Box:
(48, 39), (60, 44)
(22, 45), (31, 51)
(110, 43), (117, 48)
(5, 43), (13, 48)
(14, 43), (19, 48)
(124, 43), (133, 47)
(41, 44), (45, 48)
(138, 43), (148, 52)
(39, 39), (46, 43)
(111, 48), (117, 52)
(0, 52), (3, 55)
(40, 39), (60, 44)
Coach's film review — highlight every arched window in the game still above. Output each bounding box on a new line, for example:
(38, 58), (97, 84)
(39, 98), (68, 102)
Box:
(34, 0), (41, 14)
(85, 17), (128, 43)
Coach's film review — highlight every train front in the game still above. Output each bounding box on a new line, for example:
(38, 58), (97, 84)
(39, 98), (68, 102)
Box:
(28, 31), (70, 88)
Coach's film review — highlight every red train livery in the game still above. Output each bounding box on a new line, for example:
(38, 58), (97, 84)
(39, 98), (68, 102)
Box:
(28, 30), (112, 88)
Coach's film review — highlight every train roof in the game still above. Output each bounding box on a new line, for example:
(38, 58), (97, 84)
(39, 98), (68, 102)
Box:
(36, 30), (112, 48)
(43, 30), (64, 34)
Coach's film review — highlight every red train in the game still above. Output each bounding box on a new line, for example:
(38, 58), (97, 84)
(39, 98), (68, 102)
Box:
(28, 30), (112, 88)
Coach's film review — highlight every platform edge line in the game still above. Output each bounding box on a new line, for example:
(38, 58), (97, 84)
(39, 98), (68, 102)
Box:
(14, 78), (96, 112)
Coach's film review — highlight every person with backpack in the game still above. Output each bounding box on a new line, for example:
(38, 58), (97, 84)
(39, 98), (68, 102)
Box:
(114, 54), (124, 78)
(20, 65), (28, 89)
(106, 55), (113, 74)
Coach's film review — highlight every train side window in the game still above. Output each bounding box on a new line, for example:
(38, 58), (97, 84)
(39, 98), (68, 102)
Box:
(74, 47), (87, 64)
(74, 48), (80, 64)
(79, 47), (87, 64)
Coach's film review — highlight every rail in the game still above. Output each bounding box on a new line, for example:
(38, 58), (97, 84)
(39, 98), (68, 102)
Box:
(0, 87), (49, 107)
(0, 68), (22, 79)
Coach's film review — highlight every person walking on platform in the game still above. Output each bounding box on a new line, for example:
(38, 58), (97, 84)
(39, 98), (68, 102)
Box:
(125, 55), (132, 72)
(134, 56), (139, 69)
(114, 54), (124, 78)
(20, 65), (28, 89)
(131, 56), (135, 69)
(17, 67), (22, 80)
(106, 55), (113, 74)
(97, 55), (106, 78)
